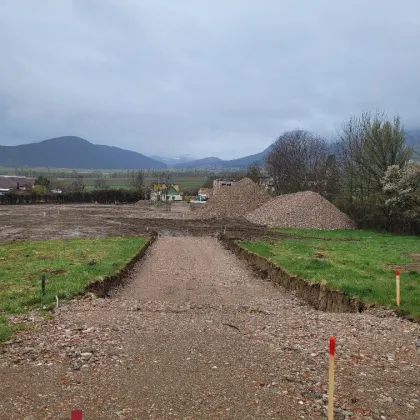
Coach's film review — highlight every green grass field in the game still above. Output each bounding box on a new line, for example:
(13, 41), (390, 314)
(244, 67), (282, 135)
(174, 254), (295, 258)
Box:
(59, 178), (132, 191)
(0, 237), (146, 341)
(240, 229), (420, 319)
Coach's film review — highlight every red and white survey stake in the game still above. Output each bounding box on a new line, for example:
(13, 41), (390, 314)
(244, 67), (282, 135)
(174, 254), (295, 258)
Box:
(71, 410), (82, 420)
(328, 336), (335, 420)
(396, 270), (401, 307)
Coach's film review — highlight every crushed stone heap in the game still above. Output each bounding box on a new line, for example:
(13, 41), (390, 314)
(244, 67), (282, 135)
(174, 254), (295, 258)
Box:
(195, 177), (271, 219)
(246, 190), (356, 230)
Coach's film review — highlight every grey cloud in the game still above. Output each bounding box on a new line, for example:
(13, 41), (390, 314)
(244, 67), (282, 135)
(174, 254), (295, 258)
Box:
(0, 0), (419, 159)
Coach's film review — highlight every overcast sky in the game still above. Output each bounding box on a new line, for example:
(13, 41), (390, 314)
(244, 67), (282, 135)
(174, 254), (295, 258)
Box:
(1, 1), (419, 159)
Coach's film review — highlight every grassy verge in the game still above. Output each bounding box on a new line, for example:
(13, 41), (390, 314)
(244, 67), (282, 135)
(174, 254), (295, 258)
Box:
(0, 237), (146, 341)
(240, 229), (420, 319)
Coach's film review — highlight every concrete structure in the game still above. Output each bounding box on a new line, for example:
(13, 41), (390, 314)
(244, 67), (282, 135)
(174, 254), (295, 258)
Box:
(212, 179), (235, 195)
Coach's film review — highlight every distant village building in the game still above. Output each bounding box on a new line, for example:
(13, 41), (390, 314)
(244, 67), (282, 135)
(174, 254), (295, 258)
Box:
(198, 187), (213, 197)
(0, 176), (35, 195)
(151, 180), (181, 193)
(150, 180), (182, 201)
(212, 179), (235, 195)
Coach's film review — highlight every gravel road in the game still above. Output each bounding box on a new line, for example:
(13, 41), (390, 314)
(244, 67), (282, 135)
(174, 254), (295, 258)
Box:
(1, 237), (419, 419)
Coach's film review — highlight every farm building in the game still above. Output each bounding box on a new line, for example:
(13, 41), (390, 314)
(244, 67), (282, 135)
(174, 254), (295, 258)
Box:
(0, 176), (35, 195)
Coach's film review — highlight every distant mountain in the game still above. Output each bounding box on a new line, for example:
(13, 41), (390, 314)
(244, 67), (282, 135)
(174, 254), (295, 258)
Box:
(173, 156), (223, 168)
(150, 154), (199, 165)
(0, 136), (167, 169)
(171, 128), (420, 169)
(406, 129), (420, 153)
(220, 145), (274, 168)
(172, 145), (274, 169)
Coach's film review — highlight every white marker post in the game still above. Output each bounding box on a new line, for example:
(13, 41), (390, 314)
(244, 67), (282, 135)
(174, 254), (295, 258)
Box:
(328, 336), (335, 420)
(396, 270), (400, 306)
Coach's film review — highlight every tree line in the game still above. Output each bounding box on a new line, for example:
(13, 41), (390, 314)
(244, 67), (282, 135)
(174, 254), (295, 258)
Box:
(12, 167), (233, 179)
(0, 189), (143, 205)
(262, 111), (420, 234)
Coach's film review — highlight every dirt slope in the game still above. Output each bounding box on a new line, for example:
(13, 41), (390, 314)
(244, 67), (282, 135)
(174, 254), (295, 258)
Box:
(0, 237), (419, 419)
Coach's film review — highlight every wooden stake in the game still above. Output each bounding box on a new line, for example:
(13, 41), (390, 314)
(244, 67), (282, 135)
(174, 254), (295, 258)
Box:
(41, 274), (46, 296)
(396, 270), (400, 306)
(328, 336), (335, 420)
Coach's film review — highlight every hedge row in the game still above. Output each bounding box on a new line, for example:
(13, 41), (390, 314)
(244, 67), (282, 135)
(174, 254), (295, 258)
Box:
(0, 189), (143, 205)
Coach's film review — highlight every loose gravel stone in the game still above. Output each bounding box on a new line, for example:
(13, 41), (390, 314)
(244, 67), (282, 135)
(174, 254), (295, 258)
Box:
(195, 177), (271, 219)
(246, 190), (356, 229)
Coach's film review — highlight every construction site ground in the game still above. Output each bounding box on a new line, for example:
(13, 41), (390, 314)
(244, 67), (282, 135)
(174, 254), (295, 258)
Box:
(0, 203), (273, 241)
(0, 204), (419, 419)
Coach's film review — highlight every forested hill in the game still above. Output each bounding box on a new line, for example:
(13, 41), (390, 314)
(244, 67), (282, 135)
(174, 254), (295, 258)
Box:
(0, 136), (167, 169)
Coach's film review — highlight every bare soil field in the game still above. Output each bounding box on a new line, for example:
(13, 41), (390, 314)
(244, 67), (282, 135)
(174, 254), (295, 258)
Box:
(1, 237), (419, 419)
(1, 204), (419, 419)
(0, 203), (273, 241)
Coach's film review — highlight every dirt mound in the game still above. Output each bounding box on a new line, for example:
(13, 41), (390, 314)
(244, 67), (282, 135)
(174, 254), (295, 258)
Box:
(246, 191), (356, 229)
(195, 177), (271, 219)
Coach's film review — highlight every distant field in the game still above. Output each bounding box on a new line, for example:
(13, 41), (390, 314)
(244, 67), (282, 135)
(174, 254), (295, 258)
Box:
(0, 237), (146, 341)
(0, 164), (209, 192)
(59, 176), (206, 191)
(240, 229), (420, 319)
(0, 166), (111, 175)
(59, 178), (132, 191)
(145, 176), (206, 191)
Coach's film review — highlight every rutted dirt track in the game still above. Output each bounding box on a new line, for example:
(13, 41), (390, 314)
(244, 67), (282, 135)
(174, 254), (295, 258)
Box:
(1, 238), (420, 419)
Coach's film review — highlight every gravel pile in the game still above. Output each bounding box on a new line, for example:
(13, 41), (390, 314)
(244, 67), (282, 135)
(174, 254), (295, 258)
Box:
(195, 177), (271, 219)
(246, 190), (356, 229)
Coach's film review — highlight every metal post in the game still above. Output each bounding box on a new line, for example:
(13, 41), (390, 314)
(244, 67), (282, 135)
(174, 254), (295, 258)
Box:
(41, 274), (46, 296)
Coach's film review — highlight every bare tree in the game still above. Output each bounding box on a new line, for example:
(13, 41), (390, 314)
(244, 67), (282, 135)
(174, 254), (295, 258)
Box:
(246, 161), (262, 183)
(68, 174), (85, 193)
(265, 129), (329, 195)
(94, 178), (108, 190)
(129, 170), (146, 197)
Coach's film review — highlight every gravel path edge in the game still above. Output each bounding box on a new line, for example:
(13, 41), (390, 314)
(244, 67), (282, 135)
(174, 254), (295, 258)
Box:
(218, 233), (366, 314)
(85, 232), (158, 297)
